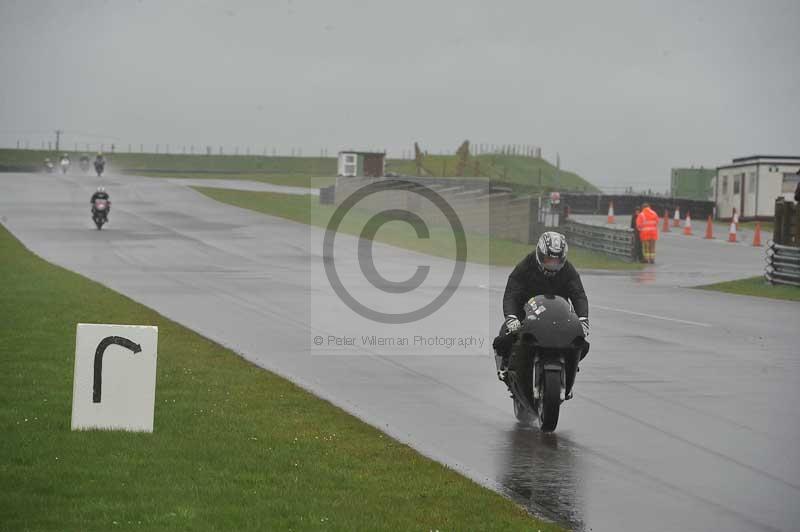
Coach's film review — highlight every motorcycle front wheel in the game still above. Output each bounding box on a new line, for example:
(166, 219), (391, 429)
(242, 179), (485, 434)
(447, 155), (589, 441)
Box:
(538, 370), (561, 432)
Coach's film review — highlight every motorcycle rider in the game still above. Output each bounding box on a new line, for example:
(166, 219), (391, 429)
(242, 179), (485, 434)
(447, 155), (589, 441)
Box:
(60, 153), (71, 173)
(94, 152), (106, 175)
(493, 231), (589, 378)
(90, 186), (111, 215)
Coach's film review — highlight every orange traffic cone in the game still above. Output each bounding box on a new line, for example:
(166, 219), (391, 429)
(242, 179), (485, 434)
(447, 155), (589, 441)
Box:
(683, 211), (692, 235)
(752, 222), (762, 247)
(607, 201), (615, 224)
(662, 209), (670, 232)
(704, 215), (713, 239)
(728, 220), (737, 243)
(672, 207), (681, 227)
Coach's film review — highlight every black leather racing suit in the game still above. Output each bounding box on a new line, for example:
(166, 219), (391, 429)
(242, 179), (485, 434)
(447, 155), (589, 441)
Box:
(493, 254), (588, 358)
(90, 192), (111, 214)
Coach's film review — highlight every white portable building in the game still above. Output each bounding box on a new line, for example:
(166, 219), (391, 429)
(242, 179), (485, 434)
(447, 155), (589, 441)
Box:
(713, 155), (800, 220)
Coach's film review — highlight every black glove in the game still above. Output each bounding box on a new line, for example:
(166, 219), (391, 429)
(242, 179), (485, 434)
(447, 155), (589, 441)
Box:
(504, 315), (521, 333)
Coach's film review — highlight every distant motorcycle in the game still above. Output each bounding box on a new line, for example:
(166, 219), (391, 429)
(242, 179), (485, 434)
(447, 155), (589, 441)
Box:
(60, 157), (70, 174)
(79, 156), (91, 173)
(498, 294), (588, 432)
(92, 199), (110, 230)
(44, 159), (54, 173)
(94, 159), (105, 177)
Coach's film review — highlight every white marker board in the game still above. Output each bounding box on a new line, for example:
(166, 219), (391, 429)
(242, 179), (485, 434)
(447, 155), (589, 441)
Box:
(71, 323), (158, 432)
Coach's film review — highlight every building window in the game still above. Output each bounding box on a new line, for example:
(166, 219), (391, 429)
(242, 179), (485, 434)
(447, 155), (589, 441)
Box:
(722, 176), (728, 195)
(749, 172), (756, 193)
(782, 172), (800, 193)
(733, 175), (740, 195)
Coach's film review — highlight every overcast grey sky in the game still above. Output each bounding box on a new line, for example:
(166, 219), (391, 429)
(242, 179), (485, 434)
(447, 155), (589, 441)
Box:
(1, 0), (798, 189)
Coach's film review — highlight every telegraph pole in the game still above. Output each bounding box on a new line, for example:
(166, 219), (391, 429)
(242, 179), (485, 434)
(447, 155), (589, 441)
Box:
(556, 152), (561, 182)
(54, 129), (63, 152)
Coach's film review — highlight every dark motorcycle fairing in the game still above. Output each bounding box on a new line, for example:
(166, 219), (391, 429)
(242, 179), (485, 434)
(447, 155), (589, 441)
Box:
(519, 294), (583, 348)
(505, 295), (588, 427)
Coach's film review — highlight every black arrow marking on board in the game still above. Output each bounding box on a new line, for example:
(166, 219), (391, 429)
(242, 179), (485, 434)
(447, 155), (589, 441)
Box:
(93, 336), (142, 403)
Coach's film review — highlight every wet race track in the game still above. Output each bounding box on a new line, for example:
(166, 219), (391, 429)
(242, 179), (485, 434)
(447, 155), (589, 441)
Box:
(2, 173), (799, 532)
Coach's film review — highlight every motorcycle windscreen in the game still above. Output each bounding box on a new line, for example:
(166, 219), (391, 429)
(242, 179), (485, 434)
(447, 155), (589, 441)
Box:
(520, 294), (583, 348)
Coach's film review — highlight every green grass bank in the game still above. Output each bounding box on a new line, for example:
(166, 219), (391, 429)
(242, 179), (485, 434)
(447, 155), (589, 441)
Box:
(0, 224), (559, 531)
(697, 276), (800, 302)
(0, 148), (597, 195)
(388, 153), (599, 194)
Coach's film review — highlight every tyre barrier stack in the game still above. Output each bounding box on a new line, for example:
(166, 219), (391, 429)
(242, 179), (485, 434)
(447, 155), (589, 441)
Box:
(765, 242), (800, 287)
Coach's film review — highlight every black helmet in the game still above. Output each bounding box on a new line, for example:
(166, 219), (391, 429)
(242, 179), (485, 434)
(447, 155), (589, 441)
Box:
(535, 231), (568, 277)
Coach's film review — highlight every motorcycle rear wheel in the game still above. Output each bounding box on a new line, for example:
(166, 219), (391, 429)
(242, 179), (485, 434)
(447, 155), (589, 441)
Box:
(538, 370), (561, 432)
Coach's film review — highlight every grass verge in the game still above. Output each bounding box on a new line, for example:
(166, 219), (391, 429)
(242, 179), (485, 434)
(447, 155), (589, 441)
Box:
(0, 224), (558, 531)
(193, 186), (642, 271)
(697, 276), (800, 302)
(133, 171), (336, 188)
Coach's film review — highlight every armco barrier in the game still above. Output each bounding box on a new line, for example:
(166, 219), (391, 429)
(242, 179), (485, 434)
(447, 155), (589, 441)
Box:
(561, 220), (635, 261)
(333, 177), (534, 242)
(765, 242), (800, 287)
(329, 178), (636, 260)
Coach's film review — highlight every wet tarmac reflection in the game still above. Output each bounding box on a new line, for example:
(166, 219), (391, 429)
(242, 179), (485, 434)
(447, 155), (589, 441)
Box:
(497, 424), (585, 531)
(633, 269), (657, 284)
